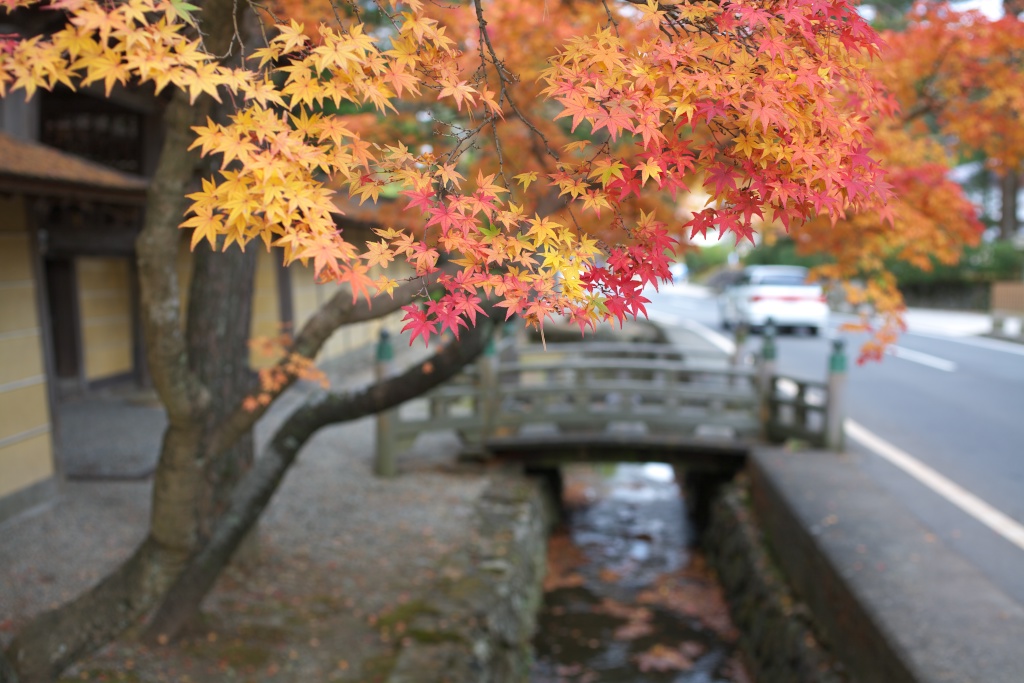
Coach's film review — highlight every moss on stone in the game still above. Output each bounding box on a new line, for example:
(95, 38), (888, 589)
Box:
(217, 641), (273, 668)
(377, 599), (440, 631)
(445, 574), (489, 602)
(408, 628), (465, 645)
(348, 652), (399, 683)
(180, 636), (272, 669)
(236, 621), (289, 643)
(59, 670), (146, 683)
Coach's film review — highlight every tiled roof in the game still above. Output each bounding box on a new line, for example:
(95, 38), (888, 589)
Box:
(0, 132), (148, 195)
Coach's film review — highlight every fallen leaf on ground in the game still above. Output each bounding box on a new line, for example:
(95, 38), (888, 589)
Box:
(634, 643), (695, 672)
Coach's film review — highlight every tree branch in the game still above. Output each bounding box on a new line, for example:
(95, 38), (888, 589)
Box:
(143, 312), (497, 643)
(204, 263), (457, 458)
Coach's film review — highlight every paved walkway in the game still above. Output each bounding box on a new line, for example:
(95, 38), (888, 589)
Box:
(0, 331), (496, 681)
(0, 319), (651, 680)
(902, 308), (998, 337)
(57, 393), (166, 479)
(868, 306), (1023, 343)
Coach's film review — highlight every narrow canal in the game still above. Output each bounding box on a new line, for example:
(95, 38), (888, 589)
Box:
(531, 464), (752, 683)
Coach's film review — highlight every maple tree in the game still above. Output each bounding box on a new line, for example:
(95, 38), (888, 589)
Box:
(781, 1), (1024, 358)
(2, 0), (893, 342)
(880, 1), (1024, 245)
(0, 0), (983, 679)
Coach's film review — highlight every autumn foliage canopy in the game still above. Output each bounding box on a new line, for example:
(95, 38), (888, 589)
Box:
(0, 0), (984, 351)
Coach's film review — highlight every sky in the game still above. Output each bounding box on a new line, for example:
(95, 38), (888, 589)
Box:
(860, 0), (1005, 21)
(954, 0), (1004, 18)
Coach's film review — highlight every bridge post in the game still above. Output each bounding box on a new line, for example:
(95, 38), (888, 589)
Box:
(731, 322), (749, 368)
(374, 329), (397, 478)
(825, 338), (848, 452)
(758, 321), (777, 440)
(473, 328), (499, 454)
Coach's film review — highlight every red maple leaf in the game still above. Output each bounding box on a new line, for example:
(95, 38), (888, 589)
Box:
(400, 305), (438, 347)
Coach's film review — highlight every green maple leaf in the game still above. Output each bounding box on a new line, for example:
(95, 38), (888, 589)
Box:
(169, 0), (201, 28)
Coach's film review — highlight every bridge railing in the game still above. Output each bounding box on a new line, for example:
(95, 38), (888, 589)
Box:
(761, 336), (847, 450)
(765, 376), (829, 446)
(374, 325), (848, 473)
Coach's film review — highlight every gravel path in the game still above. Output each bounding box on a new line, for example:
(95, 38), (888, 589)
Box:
(0, 336), (498, 682)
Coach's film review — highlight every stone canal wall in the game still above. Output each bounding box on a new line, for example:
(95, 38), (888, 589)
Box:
(737, 447), (1024, 683)
(386, 469), (555, 683)
(705, 476), (848, 683)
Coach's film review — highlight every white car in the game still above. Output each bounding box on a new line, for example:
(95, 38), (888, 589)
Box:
(718, 265), (829, 335)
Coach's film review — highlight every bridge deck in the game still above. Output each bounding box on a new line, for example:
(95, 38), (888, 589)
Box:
(484, 432), (750, 469)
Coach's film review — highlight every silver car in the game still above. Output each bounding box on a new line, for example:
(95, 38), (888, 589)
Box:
(718, 265), (829, 335)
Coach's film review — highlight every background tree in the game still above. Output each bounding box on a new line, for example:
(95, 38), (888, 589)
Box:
(0, 0), (975, 680)
(881, 2), (1024, 242)
(752, 1), (1024, 355)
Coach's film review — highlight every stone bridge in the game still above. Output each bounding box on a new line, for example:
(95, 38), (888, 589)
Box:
(374, 327), (848, 477)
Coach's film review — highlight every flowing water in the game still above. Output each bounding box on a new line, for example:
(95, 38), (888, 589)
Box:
(531, 464), (751, 683)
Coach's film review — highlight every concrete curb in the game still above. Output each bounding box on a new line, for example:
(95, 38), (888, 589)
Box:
(748, 447), (1024, 683)
(706, 478), (847, 683)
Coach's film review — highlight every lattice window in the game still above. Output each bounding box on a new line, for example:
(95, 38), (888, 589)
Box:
(39, 91), (143, 174)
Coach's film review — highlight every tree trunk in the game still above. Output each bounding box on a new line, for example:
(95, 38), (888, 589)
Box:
(1, 0), (246, 674)
(4, 541), (185, 683)
(2, 81), (206, 682)
(1000, 169), (1019, 241)
(186, 244), (257, 544)
(142, 321), (495, 643)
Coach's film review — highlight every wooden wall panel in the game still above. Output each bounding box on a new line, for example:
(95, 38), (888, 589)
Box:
(0, 195), (55, 502)
(0, 432), (54, 499)
(76, 256), (133, 380)
(0, 383), (48, 442)
(0, 334), (44, 386)
(249, 249), (281, 368)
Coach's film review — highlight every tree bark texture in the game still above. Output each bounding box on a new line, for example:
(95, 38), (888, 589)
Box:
(1000, 169), (1019, 241)
(186, 244), (257, 543)
(4, 541), (187, 683)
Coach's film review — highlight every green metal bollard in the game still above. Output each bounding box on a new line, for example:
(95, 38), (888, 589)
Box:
(731, 322), (749, 369)
(377, 329), (395, 364)
(826, 338), (847, 452)
(374, 329), (397, 478)
(761, 319), (777, 362)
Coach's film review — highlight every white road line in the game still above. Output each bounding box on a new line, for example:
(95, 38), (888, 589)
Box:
(646, 311), (736, 354)
(646, 310), (682, 326)
(909, 332), (1024, 358)
(846, 419), (1024, 552)
(886, 346), (958, 372)
(677, 319), (736, 354)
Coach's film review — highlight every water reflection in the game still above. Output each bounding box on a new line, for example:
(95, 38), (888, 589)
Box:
(532, 464), (751, 683)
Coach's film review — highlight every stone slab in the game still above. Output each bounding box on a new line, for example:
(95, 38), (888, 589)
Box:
(749, 447), (1024, 683)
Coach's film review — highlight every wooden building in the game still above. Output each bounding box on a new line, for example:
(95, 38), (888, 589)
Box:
(0, 88), (403, 523)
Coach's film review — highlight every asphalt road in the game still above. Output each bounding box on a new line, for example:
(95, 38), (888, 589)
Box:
(645, 282), (1024, 606)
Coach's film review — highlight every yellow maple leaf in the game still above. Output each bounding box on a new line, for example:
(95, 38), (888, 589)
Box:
(373, 275), (399, 297)
(181, 208), (223, 249)
(514, 171), (538, 191)
(271, 19), (309, 54)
